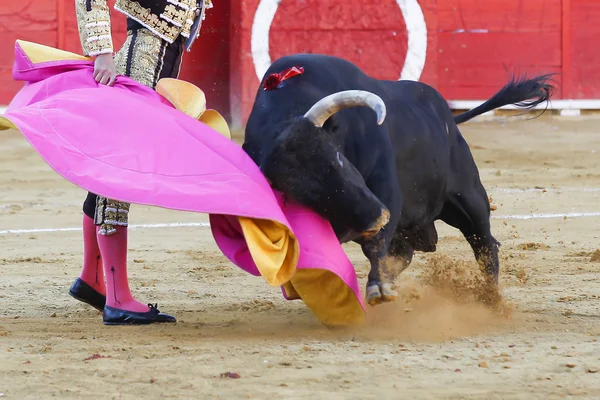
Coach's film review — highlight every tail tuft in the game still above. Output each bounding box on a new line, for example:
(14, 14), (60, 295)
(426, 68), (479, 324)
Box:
(454, 73), (557, 124)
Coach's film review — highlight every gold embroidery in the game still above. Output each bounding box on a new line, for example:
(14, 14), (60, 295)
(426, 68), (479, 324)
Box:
(75, 0), (114, 56)
(167, 0), (190, 10)
(86, 24), (111, 38)
(87, 36), (114, 56)
(161, 4), (186, 27)
(114, 0), (197, 44)
(95, 197), (130, 236)
(114, 28), (168, 89)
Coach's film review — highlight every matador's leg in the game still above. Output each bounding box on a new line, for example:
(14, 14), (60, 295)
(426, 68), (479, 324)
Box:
(68, 192), (107, 312)
(95, 196), (175, 324)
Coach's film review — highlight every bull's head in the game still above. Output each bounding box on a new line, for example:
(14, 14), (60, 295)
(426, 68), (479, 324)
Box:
(260, 90), (390, 238)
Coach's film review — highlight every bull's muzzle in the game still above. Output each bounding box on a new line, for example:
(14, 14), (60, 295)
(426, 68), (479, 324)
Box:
(361, 208), (391, 238)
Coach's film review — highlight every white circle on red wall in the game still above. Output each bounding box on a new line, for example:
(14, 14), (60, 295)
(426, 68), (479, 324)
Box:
(251, 0), (428, 82)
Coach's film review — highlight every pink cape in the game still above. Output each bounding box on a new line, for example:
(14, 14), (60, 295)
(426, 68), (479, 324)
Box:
(0, 41), (366, 326)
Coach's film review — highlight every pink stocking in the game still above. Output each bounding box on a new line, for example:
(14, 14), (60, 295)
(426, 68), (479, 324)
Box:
(79, 214), (106, 295)
(96, 226), (150, 313)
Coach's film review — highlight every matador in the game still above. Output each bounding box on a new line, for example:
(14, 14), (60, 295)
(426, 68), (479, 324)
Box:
(68, 0), (213, 325)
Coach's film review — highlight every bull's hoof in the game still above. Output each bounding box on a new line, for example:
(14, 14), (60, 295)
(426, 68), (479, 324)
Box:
(361, 209), (391, 238)
(366, 283), (398, 306)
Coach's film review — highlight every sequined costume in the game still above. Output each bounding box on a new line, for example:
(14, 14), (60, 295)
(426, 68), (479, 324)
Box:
(76, 0), (212, 235)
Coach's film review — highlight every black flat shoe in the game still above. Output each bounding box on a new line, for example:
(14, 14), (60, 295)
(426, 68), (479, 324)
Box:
(103, 303), (177, 325)
(69, 278), (106, 311)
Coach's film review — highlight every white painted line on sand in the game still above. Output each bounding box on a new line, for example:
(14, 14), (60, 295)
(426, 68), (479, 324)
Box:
(0, 203), (80, 210)
(491, 212), (600, 220)
(1, 212), (599, 236)
(0, 222), (210, 235)
(489, 187), (600, 193)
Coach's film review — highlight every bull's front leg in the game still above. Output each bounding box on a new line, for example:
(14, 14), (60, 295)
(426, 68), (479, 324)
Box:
(358, 168), (403, 305)
(360, 228), (408, 306)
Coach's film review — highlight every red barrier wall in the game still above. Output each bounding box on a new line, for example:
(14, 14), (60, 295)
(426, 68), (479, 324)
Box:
(2, 0), (600, 127)
(0, 1), (58, 104)
(230, 0), (599, 126)
(566, 0), (600, 99)
(436, 0), (563, 99)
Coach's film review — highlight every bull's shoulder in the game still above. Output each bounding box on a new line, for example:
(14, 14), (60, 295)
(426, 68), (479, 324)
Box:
(382, 80), (447, 105)
(385, 79), (440, 95)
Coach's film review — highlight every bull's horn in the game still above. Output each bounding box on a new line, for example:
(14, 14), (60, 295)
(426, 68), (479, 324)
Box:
(303, 90), (387, 128)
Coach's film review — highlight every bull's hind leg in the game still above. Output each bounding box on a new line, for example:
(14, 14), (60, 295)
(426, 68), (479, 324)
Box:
(438, 190), (500, 283)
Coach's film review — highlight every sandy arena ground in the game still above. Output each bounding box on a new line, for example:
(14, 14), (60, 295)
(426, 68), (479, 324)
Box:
(1, 115), (599, 399)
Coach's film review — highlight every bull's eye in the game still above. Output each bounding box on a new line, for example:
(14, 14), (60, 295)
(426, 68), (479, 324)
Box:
(336, 152), (344, 167)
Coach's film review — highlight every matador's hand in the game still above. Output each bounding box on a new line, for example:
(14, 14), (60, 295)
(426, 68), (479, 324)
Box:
(93, 53), (117, 86)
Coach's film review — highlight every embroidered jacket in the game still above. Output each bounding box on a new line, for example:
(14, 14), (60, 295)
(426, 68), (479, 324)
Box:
(75, 0), (212, 57)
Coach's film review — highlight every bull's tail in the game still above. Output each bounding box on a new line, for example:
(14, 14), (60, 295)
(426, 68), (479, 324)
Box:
(453, 74), (556, 124)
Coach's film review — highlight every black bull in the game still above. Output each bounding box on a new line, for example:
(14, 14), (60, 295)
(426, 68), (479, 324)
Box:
(242, 54), (554, 306)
